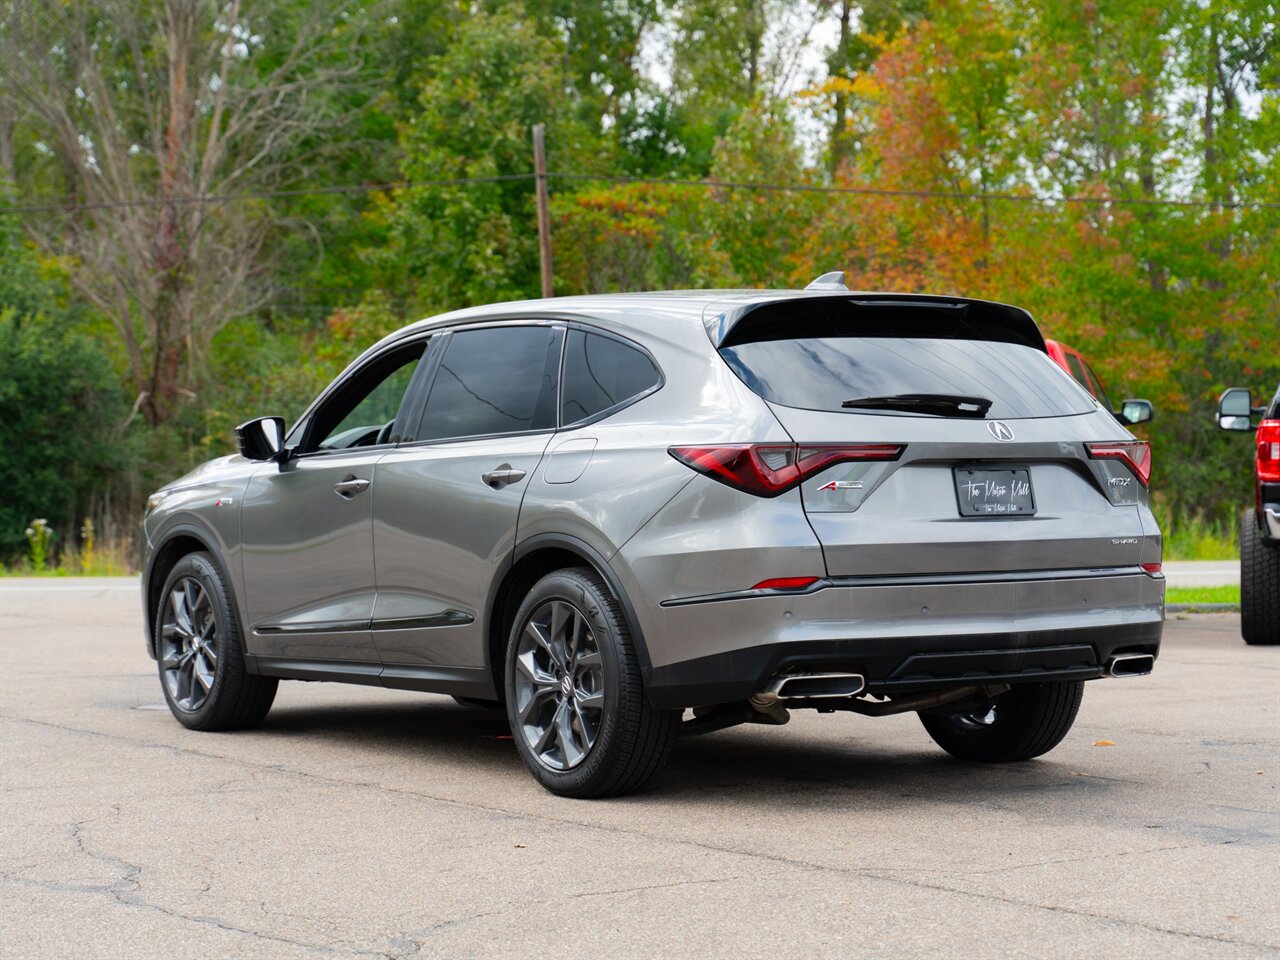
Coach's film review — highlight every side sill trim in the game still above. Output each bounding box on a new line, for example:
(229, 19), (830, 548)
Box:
(253, 658), (496, 700)
(256, 620), (369, 636)
(255, 610), (474, 635)
(661, 565), (1147, 608)
(372, 611), (474, 631)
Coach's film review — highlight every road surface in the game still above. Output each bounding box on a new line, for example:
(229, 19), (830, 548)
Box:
(1, 578), (1275, 958)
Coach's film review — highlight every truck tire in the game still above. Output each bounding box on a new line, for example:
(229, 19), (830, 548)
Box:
(1241, 509), (1280, 645)
(919, 681), (1084, 762)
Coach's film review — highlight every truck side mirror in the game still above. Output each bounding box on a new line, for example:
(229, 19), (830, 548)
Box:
(235, 416), (287, 460)
(1217, 388), (1253, 431)
(1118, 399), (1153, 425)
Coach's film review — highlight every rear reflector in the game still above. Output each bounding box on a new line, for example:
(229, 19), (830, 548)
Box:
(751, 577), (821, 591)
(1141, 562), (1162, 575)
(1086, 441), (1152, 486)
(668, 443), (905, 497)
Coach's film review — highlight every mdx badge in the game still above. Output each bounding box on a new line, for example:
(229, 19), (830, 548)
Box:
(987, 420), (1015, 442)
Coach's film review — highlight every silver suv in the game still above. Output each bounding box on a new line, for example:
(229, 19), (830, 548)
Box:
(142, 282), (1164, 797)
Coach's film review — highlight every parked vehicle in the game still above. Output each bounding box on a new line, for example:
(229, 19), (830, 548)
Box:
(142, 278), (1164, 797)
(1045, 339), (1154, 427)
(1216, 384), (1280, 644)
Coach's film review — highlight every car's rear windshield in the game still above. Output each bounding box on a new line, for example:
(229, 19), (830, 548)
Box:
(720, 336), (1095, 419)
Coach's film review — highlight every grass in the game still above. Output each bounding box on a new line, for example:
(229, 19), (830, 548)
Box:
(1165, 584), (1240, 606)
(1157, 509), (1239, 561)
(0, 537), (136, 577)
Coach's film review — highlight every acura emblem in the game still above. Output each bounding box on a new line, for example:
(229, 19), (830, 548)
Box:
(987, 420), (1015, 442)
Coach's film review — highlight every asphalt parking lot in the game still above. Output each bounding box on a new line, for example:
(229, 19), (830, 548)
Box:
(1, 578), (1276, 959)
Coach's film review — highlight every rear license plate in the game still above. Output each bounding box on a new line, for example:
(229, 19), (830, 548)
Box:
(953, 467), (1036, 517)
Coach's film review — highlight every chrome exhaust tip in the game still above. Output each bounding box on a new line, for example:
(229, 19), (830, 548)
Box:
(767, 672), (866, 699)
(1105, 653), (1154, 678)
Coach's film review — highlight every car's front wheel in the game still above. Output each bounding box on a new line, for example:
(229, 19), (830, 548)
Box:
(504, 568), (679, 798)
(919, 681), (1083, 762)
(1241, 509), (1280, 645)
(155, 552), (277, 730)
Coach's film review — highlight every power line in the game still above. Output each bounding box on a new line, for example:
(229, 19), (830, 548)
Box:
(1, 171), (1276, 216)
(553, 173), (1280, 211)
(0, 174), (537, 215)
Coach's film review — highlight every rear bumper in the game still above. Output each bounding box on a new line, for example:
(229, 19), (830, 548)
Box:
(1262, 504), (1280, 541)
(637, 569), (1164, 709)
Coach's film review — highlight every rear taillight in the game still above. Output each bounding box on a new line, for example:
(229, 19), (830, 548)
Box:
(668, 443), (905, 497)
(1087, 441), (1152, 486)
(1141, 562), (1162, 575)
(1257, 420), (1280, 483)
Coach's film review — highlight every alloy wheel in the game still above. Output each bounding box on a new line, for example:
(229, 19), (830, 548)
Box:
(159, 576), (219, 712)
(513, 599), (605, 771)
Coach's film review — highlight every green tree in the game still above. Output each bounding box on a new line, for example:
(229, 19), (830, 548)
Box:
(1, 0), (378, 425)
(0, 212), (127, 560)
(378, 5), (601, 308)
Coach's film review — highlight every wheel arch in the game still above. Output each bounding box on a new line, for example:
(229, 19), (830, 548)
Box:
(144, 524), (237, 660)
(486, 534), (653, 697)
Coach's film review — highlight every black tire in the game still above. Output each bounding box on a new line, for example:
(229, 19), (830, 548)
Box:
(154, 552), (277, 731)
(504, 568), (679, 798)
(1241, 509), (1280, 645)
(919, 682), (1084, 763)
(452, 696), (503, 710)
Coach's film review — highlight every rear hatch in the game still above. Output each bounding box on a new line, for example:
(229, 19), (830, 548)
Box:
(716, 296), (1150, 577)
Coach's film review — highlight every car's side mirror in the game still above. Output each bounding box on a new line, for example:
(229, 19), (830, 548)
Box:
(1118, 399), (1153, 426)
(1217, 387), (1254, 431)
(235, 416), (287, 461)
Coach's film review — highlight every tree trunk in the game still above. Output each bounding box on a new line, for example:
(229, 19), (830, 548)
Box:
(829, 0), (853, 178)
(1138, 85), (1167, 296)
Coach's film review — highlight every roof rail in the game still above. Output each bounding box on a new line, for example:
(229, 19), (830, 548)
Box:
(805, 270), (849, 291)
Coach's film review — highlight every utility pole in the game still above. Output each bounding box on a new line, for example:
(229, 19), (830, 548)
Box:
(532, 123), (553, 298)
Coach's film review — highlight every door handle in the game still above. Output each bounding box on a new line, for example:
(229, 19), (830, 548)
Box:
(333, 475), (371, 498)
(481, 465), (526, 489)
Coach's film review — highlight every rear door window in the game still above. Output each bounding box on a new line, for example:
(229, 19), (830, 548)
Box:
(560, 330), (661, 425)
(417, 326), (560, 441)
(720, 336), (1094, 419)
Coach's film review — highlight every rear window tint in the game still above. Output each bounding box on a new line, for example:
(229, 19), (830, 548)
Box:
(419, 327), (559, 441)
(560, 330), (660, 425)
(720, 337), (1094, 420)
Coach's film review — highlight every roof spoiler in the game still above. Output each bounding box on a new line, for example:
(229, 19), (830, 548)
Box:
(706, 292), (1046, 353)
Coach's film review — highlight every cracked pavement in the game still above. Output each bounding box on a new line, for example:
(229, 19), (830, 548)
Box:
(1, 579), (1277, 959)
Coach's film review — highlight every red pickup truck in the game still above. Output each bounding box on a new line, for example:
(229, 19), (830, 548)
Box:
(1045, 339), (1154, 426)
(1217, 384), (1280, 644)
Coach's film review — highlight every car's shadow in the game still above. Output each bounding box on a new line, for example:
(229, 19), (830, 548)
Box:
(245, 695), (1108, 809)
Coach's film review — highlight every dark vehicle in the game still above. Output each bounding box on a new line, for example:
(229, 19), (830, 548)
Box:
(1045, 339), (1154, 427)
(1217, 384), (1280, 644)
(141, 279), (1164, 797)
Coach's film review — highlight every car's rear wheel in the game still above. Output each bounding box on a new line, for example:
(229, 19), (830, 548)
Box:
(504, 568), (679, 798)
(155, 552), (277, 730)
(1241, 509), (1280, 645)
(919, 681), (1083, 762)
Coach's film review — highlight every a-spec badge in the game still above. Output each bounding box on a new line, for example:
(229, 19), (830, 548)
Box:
(213, 497), (234, 507)
(817, 480), (864, 492)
